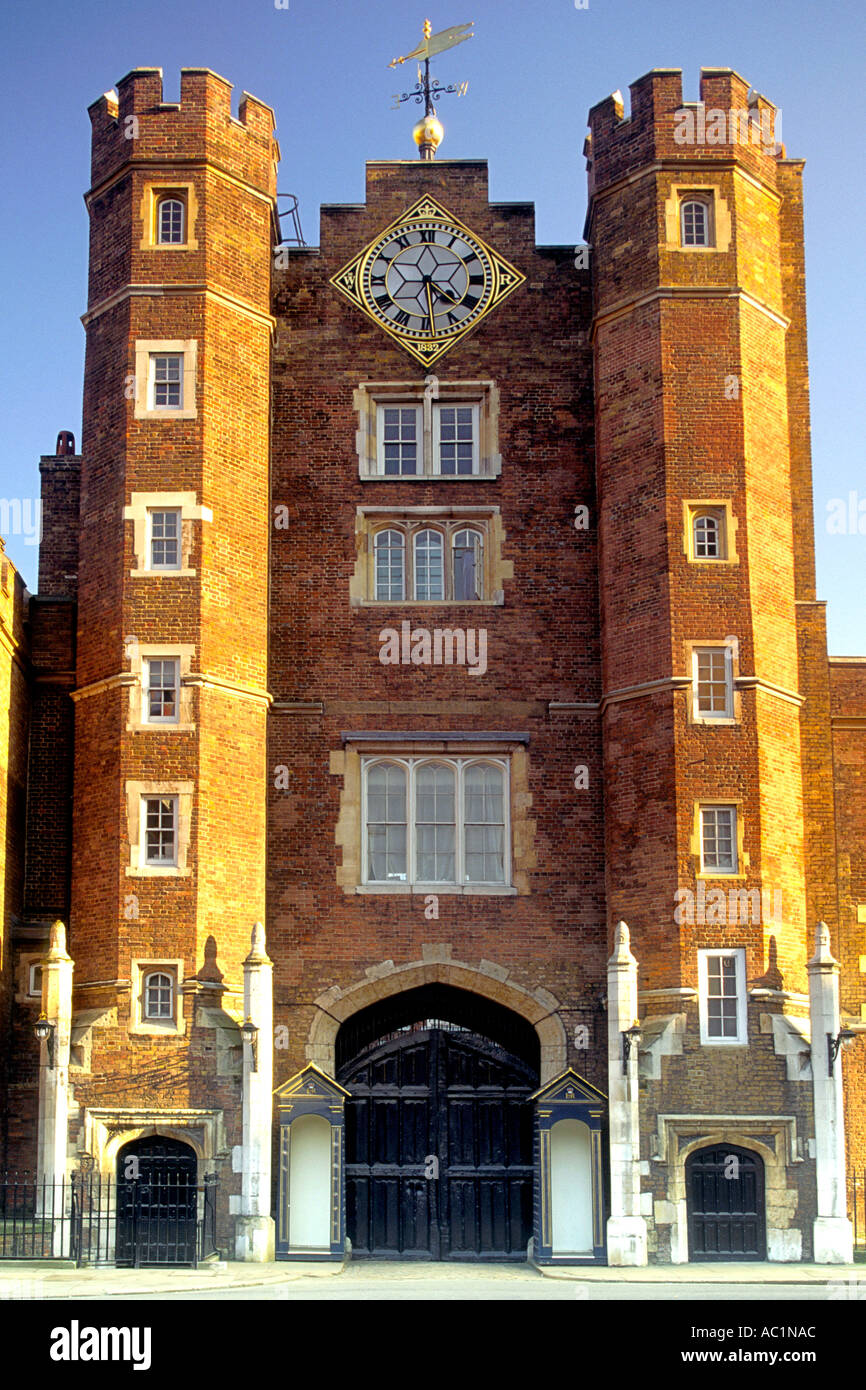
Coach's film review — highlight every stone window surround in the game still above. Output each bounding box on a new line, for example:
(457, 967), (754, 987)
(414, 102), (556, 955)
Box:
(359, 753), (512, 891)
(350, 505), (513, 607)
(138, 181), (200, 251)
(682, 499), (739, 564)
(354, 379), (502, 480)
(684, 638), (743, 726)
(689, 798), (749, 880)
(133, 339), (197, 420)
(124, 491), (212, 576)
(650, 1114), (803, 1263)
(125, 780), (194, 877)
(126, 642), (197, 732)
(130, 957), (186, 1037)
(663, 184), (732, 253)
(80, 1107), (227, 1180)
(330, 739), (536, 896)
(696, 947), (748, 1046)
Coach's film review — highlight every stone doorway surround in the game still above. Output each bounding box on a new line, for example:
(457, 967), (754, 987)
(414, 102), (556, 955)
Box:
(79, 1107), (227, 1176)
(651, 1113), (804, 1263)
(306, 948), (568, 1083)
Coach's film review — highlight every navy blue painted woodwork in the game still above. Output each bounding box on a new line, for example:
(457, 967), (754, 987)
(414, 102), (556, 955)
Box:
(340, 1025), (536, 1260)
(686, 1144), (766, 1260)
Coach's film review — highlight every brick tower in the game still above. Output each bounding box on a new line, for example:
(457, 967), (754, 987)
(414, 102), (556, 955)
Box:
(65, 69), (277, 1217)
(587, 69), (859, 1261)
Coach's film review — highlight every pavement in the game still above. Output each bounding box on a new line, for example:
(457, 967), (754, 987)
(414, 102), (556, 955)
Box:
(0, 1256), (863, 1299)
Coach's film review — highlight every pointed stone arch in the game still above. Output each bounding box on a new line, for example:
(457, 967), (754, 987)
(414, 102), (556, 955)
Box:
(306, 953), (567, 1082)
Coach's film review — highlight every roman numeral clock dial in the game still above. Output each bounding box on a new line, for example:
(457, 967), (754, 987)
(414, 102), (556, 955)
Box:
(330, 197), (525, 366)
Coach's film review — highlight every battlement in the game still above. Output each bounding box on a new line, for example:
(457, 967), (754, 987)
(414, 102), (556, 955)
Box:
(585, 67), (785, 194)
(87, 67), (278, 197)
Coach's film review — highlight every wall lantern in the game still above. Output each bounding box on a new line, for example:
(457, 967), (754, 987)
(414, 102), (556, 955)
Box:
(241, 1018), (259, 1072)
(34, 1013), (56, 1068)
(827, 1028), (857, 1076)
(621, 1021), (642, 1074)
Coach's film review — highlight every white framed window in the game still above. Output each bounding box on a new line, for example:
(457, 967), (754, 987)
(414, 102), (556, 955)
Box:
(148, 509), (182, 570)
(370, 520), (487, 603)
(362, 756), (509, 888)
(144, 970), (175, 1020)
(698, 949), (747, 1045)
(133, 340), (197, 420)
(131, 957), (185, 1035)
(371, 397), (485, 477)
(142, 796), (178, 867)
(374, 529), (406, 600)
(680, 198), (712, 247)
(144, 658), (180, 723)
(692, 647), (734, 719)
(149, 353), (183, 410)
(156, 197), (185, 245)
(377, 405), (421, 475)
(700, 805), (738, 875)
(693, 510), (723, 559)
(413, 529), (445, 600)
(434, 404), (479, 475)
(28, 963), (43, 999)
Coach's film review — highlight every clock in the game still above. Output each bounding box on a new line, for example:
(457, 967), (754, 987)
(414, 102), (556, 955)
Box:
(330, 196), (525, 367)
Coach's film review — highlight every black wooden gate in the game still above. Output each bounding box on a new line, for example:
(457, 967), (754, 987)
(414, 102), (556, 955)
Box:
(340, 1024), (536, 1260)
(686, 1143), (766, 1261)
(116, 1138), (199, 1267)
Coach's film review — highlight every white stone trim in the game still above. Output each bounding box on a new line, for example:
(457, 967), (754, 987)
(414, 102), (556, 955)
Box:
(652, 1114), (803, 1264)
(133, 339), (197, 419)
(80, 1107), (227, 1177)
(130, 958), (186, 1037)
(126, 643), (196, 731)
(123, 491), (212, 576)
(125, 780), (194, 877)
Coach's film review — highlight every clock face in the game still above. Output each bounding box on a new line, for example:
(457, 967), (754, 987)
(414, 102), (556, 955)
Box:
(330, 196), (525, 367)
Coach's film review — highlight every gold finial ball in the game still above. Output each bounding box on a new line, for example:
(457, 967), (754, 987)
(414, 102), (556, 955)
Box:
(423, 18), (432, 38)
(413, 112), (444, 152)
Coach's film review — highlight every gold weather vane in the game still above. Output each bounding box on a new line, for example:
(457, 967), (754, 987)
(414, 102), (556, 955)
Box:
(389, 18), (474, 160)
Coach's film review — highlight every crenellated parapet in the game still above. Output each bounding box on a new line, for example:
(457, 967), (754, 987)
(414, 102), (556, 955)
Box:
(586, 68), (784, 200)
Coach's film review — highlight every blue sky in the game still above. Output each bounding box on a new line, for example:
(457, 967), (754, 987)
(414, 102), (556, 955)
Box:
(2, 0), (863, 651)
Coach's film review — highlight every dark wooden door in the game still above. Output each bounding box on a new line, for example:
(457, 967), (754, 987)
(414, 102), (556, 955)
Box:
(686, 1144), (766, 1261)
(341, 1027), (535, 1260)
(115, 1137), (198, 1267)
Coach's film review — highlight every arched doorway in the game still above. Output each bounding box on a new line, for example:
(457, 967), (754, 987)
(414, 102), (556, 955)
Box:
(115, 1136), (198, 1267)
(686, 1143), (767, 1261)
(337, 984), (539, 1261)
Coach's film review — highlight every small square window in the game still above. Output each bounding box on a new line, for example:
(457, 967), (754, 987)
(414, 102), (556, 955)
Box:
(28, 964), (43, 999)
(700, 805), (738, 874)
(145, 659), (180, 723)
(698, 949), (747, 1044)
(143, 796), (178, 867)
(150, 354), (183, 410)
(693, 647), (733, 719)
(149, 509), (182, 570)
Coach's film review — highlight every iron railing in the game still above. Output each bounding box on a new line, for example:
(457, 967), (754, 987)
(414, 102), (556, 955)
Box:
(0, 1171), (220, 1267)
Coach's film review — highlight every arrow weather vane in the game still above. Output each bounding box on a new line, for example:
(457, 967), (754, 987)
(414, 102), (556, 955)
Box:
(389, 18), (473, 158)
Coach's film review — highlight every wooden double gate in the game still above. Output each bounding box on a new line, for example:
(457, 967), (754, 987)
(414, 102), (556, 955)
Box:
(340, 1026), (536, 1260)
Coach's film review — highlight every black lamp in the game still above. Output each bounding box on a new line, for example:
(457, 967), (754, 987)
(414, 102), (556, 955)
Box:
(34, 1013), (55, 1068)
